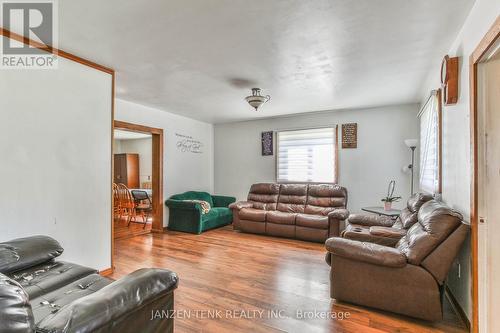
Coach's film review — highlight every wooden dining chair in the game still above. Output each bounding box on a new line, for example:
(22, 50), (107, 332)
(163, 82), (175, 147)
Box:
(117, 183), (136, 225)
(113, 183), (122, 220)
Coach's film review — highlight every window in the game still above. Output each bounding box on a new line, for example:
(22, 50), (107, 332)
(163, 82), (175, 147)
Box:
(277, 127), (337, 183)
(419, 90), (442, 194)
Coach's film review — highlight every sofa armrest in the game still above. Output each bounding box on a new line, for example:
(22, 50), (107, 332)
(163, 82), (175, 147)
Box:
(165, 199), (202, 211)
(347, 214), (394, 227)
(0, 273), (34, 333)
(369, 226), (406, 239)
(327, 209), (349, 237)
(212, 195), (236, 208)
(328, 208), (349, 220)
(325, 237), (406, 268)
(228, 201), (254, 210)
(36, 268), (178, 333)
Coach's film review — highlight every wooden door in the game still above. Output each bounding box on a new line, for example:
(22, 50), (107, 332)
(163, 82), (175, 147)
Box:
(126, 154), (139, 188)
(114, 154), (126, 185)
(477, 49), (500, 333)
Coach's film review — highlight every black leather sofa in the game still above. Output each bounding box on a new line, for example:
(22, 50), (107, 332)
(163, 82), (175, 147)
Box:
(0, 235), (178, 333)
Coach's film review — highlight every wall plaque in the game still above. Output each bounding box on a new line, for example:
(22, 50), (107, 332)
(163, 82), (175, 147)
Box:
(342, 123), (357, 148)
(261, 131), (273, 156)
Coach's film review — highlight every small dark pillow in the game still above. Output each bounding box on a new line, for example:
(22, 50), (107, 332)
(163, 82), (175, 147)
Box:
(0, 236), (63, 274)
(0, 273), (34, 332)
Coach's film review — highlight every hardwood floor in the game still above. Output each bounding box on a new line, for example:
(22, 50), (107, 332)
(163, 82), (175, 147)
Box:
(111, 226), (468, 333)
(113, 216), (152, 240)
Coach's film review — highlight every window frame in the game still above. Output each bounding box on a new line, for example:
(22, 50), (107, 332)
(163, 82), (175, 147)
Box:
(418, 89), (442, 194)
(274, 125), (338, 184)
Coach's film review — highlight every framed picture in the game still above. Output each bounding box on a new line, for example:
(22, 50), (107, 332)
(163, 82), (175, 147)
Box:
(342, 123), (358, 148)
(261, 131), (273, 156)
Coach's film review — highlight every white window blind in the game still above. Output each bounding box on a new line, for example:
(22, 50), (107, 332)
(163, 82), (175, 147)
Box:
(419, 92), (440, 194)
(277, 127), (336, 183)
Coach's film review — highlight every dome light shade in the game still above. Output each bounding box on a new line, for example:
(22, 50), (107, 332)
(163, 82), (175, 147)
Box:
(245, 88), (270, 111)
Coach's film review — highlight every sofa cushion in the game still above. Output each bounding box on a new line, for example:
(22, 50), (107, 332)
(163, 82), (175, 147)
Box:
(239, 208), (266, 222)
(30, 273), (112, 324)
(247, 183), (280, 210)
(390, 193), (433, 230)
(212, 207), (232, 219)
(201, 209), (218, 222)
(407, 193), (434, 213)
(305, 184), (347, 215)
(171, 191), (214, 207)
(266, 211), (296, 225)
(296, 214), (328, 229)
(277, 184), (307, 213)
(0, 272), (34, 332)
(7, 261), (97, 299)
(398, 208), (417, 229)
(397, 200), (463, 265)
(0, 236), (64, 274)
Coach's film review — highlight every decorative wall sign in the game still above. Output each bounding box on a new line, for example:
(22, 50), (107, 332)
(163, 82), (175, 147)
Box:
(261, 131), (273, 156)
(175, 133), (203, 153)
(342, 123), (357, 148)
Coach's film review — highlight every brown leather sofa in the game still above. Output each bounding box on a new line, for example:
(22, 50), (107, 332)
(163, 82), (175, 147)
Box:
(340, 193), (433, 246)
(325, 200), (469, 321)
(230, 183), (348, 242)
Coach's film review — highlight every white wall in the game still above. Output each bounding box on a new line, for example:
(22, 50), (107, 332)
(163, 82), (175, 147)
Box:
(214, 104), (419, 213)
(115, 137), (153, 185)
(418, 0), (500, 322)
(114, 99), (214, 226)
(0, 51), (113, 271)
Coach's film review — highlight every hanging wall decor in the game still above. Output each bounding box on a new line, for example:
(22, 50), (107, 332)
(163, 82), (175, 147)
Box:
(342, 123), (358, 148)
(440, 55), (459, 105)
(261, 131), (273, 156)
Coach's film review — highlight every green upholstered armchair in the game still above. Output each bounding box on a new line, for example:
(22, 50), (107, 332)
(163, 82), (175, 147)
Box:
(165, 191), (236, 234)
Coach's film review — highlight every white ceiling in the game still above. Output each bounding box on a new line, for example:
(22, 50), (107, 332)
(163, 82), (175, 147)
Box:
(114, 129), (151, 140)
(55, 0), (474, 123)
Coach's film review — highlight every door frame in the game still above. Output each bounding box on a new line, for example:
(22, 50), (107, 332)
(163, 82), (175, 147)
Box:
(113, 120), (164, 235)
(469, 16), (500, 333)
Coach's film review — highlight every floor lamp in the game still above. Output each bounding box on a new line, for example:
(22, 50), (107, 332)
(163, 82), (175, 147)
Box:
(404, 139), (418, 195)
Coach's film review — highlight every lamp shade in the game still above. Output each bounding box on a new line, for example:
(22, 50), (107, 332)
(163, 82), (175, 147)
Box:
(404, 139), (418, 148)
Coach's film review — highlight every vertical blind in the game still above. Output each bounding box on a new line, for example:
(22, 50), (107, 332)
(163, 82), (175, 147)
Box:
(277, 127), (336, 183)
(419, 92), (439, 194)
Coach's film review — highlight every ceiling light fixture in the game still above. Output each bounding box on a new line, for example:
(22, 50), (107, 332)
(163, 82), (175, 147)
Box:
(245, 88), (270, 111)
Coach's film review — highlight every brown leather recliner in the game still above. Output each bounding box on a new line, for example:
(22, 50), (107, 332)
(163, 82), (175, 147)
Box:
(325, 200), (469, 321)
(340, 193), (433, 246)
(230, 183), (348, 242)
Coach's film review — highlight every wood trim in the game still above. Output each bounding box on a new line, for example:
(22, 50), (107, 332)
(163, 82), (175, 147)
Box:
(114, 120), (163, 135)
(110, 73), (116, 276)
(99, 267), (114, 277)
(151, 132), (164, 233)
(334, 124), (339, 184)
(0, 28), (114, 74)
(445, 286), (471, 331)
(469, 16), (500, 333)
(113, 120), (164, 233)
(437, 89), (443, 194)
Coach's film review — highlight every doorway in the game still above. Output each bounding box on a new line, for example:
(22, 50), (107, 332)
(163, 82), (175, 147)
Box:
(112, 121), (164, 241)
(470, 18), (500, 333)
